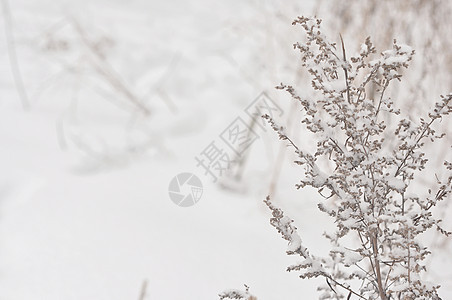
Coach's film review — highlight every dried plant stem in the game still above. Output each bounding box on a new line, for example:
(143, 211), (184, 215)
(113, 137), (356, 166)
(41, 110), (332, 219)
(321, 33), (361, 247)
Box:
(232, 113), (258, 181)
(340, 34), (351, 104)
(325, 275), (366, 300)
(138, 279), (148, 300)
(145, 53), (181, 114)
(268, 90), (299, 197)
(371, 235), (387, 300)
(395, 116), (436, 177)
(1, 0), (29, 110)
(71, 19), (151, 115)
(267, 131), (289, 197)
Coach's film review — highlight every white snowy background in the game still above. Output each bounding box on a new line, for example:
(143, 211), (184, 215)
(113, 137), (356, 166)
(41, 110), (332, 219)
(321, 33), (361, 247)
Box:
(0, 0), (451, 299)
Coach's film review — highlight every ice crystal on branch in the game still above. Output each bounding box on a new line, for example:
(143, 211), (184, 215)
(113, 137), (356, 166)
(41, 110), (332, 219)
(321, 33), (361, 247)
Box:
(265, 16), (451, 300)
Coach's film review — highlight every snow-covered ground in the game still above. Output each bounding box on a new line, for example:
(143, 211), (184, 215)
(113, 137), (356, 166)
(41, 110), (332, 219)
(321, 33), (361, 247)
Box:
(1, 0), (451, 299)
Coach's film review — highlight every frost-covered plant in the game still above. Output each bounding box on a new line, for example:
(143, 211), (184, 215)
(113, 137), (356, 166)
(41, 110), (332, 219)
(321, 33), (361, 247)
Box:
(264, 16), (451, 299)
(316, 0), (452, 191)
(219, 284), (257, 300)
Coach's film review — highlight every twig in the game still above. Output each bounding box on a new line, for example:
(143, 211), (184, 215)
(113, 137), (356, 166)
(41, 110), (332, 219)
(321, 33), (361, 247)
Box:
(138, 279), (148, 300)
(71, 19), (151, 116)
(339, 34), (351, 104)
(394, 117), (435, 177)
(232, 112), (258, 181)
(145, 53), (181, 114)
(325, 275), (367, 300)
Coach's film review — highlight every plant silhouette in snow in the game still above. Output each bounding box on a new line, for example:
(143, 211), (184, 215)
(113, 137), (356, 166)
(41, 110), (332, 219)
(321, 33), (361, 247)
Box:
(264, 16), (451, 300)
(219, 284), (257, 300)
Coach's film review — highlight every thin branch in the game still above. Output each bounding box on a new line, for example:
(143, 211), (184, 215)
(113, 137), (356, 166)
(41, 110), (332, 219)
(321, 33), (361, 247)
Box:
(138, 279), (148, 300)
(326, 275), (367, 300)
(394, 117), (435, 177)
(371, 234), (388, 300)
(339, 34), (351, 104)
(71, 19), (151, 115)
